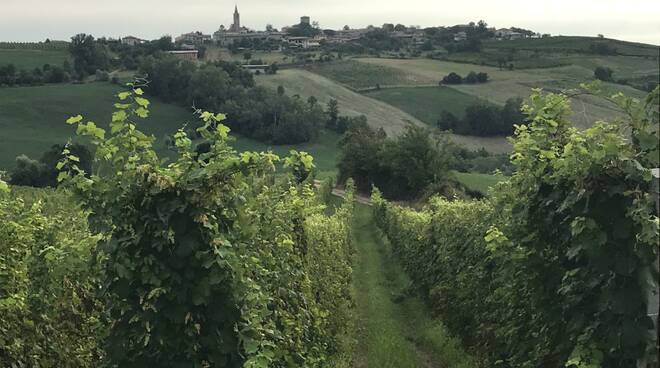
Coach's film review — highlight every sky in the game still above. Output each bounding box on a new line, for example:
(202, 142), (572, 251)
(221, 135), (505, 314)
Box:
(1, 0), (659, 45)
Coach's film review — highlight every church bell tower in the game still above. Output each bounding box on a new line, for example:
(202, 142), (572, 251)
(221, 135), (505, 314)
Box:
(231, 5), (241, 32)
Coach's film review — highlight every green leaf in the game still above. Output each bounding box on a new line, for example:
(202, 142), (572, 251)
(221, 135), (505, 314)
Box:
(135, 97), (150, 108)
(135, 107), (149, 118)
(0, 180), (8, 193)
(117, 91), (131, 100)
(66, 114), (83, 124)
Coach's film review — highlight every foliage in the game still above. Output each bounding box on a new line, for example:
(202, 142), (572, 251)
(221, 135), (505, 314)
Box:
(337, 121), (455, 199)
(594, 66), (614, 81)
(59, 87), (355, 366)
(0, 187), (105, 367)
(438, 97), (525, 136)
(8, 143), (92, 188)
(69, 34), (109, 79)
(0, 62), (71, 87)
(140, 56), (324, 144)
(373, 87), (660, 367)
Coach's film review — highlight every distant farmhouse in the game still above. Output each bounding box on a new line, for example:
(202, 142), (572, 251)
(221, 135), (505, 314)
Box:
(121, 36), (147, 46)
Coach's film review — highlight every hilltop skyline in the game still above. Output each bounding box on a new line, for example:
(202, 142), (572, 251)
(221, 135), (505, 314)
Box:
(1, 0), (659, 44)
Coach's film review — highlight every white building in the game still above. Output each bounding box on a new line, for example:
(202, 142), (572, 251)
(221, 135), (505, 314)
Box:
(121, 36), (146, 46)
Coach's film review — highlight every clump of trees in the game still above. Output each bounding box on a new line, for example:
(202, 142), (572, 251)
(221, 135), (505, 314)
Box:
(69, 33), (110, 79)
(140, 56), (324, 144)
(440, 71), (489, 85)
(437, 97), (524, 136)
(0, 62), (72, 86)
(8, 143), (92, 187)
(337, 121), (455, 200)
(594, 66), (614, 81)
(324, 98), (368, 134)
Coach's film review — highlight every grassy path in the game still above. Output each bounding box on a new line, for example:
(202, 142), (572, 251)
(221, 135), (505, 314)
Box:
(351, 204), (477, 368)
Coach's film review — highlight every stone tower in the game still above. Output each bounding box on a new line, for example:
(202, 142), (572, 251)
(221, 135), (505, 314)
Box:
(231, 5), (241, 32)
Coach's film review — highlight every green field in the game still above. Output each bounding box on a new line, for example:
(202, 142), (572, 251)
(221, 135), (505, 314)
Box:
(0, 82), (341, 176)
(364, 86), (485, 124)
(257, 68), (512, 153)
(356, 57), (653, 129)
(453, 171), (506, 195)
(256, 68), (424, 136)
(231, 130), (341, 179)
(303, 60), (421, 89)
(484, 36), (660, 57)
(0, 48), (69, 69)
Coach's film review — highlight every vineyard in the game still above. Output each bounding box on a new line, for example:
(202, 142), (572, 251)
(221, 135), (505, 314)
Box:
(373, 87), (660, 367)
(0, 88), (356, 367)
(0, 84), (658, 367)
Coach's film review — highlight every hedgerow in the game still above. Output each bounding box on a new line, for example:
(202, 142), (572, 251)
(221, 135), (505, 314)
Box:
(373, 86), (659, 367)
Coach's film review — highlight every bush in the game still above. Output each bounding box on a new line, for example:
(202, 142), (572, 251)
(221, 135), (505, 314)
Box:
(594, 66), (614, 81)
(464, 71), (478, 84)
(441, 72), (462, 84)
(95, 69), (109, 82)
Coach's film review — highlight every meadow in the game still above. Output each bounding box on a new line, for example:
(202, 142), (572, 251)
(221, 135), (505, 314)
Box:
(364, 86), (485, 124)
(257, 68), (513, 152)
(302, 60), (421, 89)
(0, 82), (341, 174)
(353, 57), (653, 129)
(0, 48), (70, 69)
(483, 36), (660, 57)
(453, 171), (505, 195)
(256, 68), (425, 136)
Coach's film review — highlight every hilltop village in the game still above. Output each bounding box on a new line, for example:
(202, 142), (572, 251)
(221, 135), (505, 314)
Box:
(118, 5), (545, 61)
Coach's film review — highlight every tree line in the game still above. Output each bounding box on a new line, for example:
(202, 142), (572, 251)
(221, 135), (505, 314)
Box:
(438, 97), (525, 136)
(139, 56), (329, 144)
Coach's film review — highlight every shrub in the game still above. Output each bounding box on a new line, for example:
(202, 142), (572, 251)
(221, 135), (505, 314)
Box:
(441, 72), (462, 84)
(594, 66), (614, 81)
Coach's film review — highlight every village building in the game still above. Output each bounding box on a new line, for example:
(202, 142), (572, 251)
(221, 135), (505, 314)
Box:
(121, 36), (146, 46)
(165, 50), (199, 61)
(213, 6), (284, 47)
(175, 31), (212, 45)
(453, 31), (468, 42)
(286, 36), (321, 49)
(495, 28), (524, 40)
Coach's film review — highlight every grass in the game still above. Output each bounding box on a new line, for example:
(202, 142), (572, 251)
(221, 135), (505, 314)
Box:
(453, 171), (506, 195)
(0, 82), (194, 169)
(483, 36), (659, 57)
(364, 86), (485, 124)
(232, 130), (341, 179)
(304, 60), (419, 89)
(0, 48), (70, 69)
(257, 68), (512, 153)
(256, 68), (424, 136)
(352, 203), (477, 367)
(0, 82), (341, 174)
(356, 58), (652, 130)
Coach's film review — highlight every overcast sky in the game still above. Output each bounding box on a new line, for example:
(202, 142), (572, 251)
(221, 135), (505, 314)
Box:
(1, 0), (659, 44)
